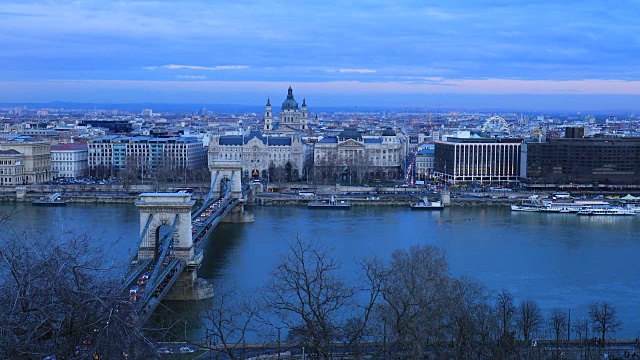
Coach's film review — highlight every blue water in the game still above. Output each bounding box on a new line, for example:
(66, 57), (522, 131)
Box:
(2, 202), (639, 338)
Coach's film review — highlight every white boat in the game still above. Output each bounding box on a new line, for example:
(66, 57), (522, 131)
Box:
(541, 199), (609, 213)
(411, 197), (444, 210)
(32, 193), (67, 206)
(623, 204), (640, 213)
(510, 196), (545, 212)
(308, 195), (351, 209)
(511, 204), (544, 212)
(577, 207), (636, 216)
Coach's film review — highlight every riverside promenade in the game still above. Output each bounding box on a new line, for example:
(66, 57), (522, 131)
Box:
(0, 181), (633, 207)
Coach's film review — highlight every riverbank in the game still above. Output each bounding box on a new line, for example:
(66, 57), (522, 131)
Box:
(1, 182), (634, 207)
(252, 195), (515, 207)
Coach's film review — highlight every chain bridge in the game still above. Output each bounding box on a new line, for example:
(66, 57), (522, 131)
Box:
(119, 160), (254, 323)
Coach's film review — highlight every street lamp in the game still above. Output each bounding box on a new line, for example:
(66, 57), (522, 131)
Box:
(584, 317), (588, 359)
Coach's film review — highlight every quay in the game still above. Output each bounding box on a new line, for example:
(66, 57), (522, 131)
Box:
(1, 182), (637, 208)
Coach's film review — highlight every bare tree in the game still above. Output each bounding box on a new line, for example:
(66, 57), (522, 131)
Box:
(0, 229), (155, 359)
(588, 301), (621, 345)
(375, 244), (451, 359)
(269, 162), (287, 189)
(572, 317), (589, 344)
(549, 308), (568, 344)
(496, 289), (515, 337)
(119, 155), (141, 191)
(495, 289), (516, 357)
(350, 152), (372, 184)
(446, 276), (496, 360)
(516, 299), (543, 343)
(263, 236), (378, 360)
(198, 286), (262, 360)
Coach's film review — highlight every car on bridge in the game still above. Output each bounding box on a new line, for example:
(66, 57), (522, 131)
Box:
(179, 347), (195, 353)
(129, 286), (142, 302)
(137, 272), (150, 285)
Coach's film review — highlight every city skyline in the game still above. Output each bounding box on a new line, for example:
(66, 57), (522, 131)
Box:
(2, 0), (640, 110)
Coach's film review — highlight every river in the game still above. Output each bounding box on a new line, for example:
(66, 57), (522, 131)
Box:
(1, 202), (639, 338)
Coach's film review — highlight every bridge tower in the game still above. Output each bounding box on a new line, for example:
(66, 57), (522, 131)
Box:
(209, 159), (254, 223)
(209, 159), (243, 199)
(136, 193), (213, 300)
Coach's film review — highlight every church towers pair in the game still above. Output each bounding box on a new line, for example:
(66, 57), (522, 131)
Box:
(264, 86), (308, 133)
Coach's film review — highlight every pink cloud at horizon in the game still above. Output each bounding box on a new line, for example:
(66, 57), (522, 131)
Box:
(1, 79), (638, 96)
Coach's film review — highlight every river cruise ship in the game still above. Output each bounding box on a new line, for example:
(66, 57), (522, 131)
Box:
(577, 207), (636, 216)
(511, 196), (610, 213)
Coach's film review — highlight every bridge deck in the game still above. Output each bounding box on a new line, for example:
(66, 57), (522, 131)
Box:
(122, 178), (251, 323)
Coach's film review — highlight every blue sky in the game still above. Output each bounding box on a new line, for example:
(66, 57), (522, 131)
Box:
(1, 0), (640, 110)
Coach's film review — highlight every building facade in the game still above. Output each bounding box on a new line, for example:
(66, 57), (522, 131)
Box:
(523, 137), (640, 184)
(88, 136), (207, 179)
(264, 87), (308, 134)
(51, 143), (88, 179)
(0, 139), (51, 184)
(434, 138), (523, 185)
(414, 147), (435, 180)
(0, 149), (24, 186)
(208, 131), (305, 179)
(313, 128), (404, 182)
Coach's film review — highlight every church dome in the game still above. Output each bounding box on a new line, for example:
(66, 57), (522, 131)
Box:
(382, 127), (396, 136)
(338, 128), (362, 140)
(281, 86), (299, 111)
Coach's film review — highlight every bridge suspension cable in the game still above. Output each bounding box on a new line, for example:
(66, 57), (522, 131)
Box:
(194, 171), (220, 220)
(143, 214), (180, 298)
(128, 214), (153, 264)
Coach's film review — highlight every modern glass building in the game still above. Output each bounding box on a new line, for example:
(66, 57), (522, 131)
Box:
(434, 137), (523, 185)
(523, 137), (640, 185)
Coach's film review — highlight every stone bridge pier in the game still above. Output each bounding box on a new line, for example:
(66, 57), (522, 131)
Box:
(209, 159), (254, 223)
(136, 193), (213, 301)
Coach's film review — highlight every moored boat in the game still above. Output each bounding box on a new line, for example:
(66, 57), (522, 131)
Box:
(577, 207), (636, 216)
(411, 197), (444, 210)
(308, 195), (351, 209)
(32, 193), (67, 206)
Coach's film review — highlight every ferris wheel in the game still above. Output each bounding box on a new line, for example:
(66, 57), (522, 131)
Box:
(482, 116), (510, 135)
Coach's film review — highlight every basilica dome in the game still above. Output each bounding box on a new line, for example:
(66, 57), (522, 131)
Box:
(281, 86), (299, 111)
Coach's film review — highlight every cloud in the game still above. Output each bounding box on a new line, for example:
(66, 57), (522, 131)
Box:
(325, 68), (377, 74)
(176, 75), (207, 79)
(2, 0), (640, 95)
(144, 64), (248, 71)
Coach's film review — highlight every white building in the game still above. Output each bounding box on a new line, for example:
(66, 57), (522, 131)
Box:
(313, 128), (404, 182)
(0, 149), (24, 186)
(414, 146), (435, 180)
(434, 137), (523, 184)
(208, 131), (305, 179)
(87, 136), (207, 179)
(0, 138), (51, 184)
(51, 143), (89, 179)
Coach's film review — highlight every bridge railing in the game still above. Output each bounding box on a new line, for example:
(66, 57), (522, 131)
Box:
(137, 260), (186, 322)
(138, 257), (183, 305)
(118, 258), (152, 295)
(194, 197), (239, 251)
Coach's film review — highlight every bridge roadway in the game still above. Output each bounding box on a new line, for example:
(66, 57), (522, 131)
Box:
(117, 182), (251, 323)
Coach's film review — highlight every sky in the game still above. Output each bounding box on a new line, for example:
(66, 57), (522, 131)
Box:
(1, 0), (640, 111)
